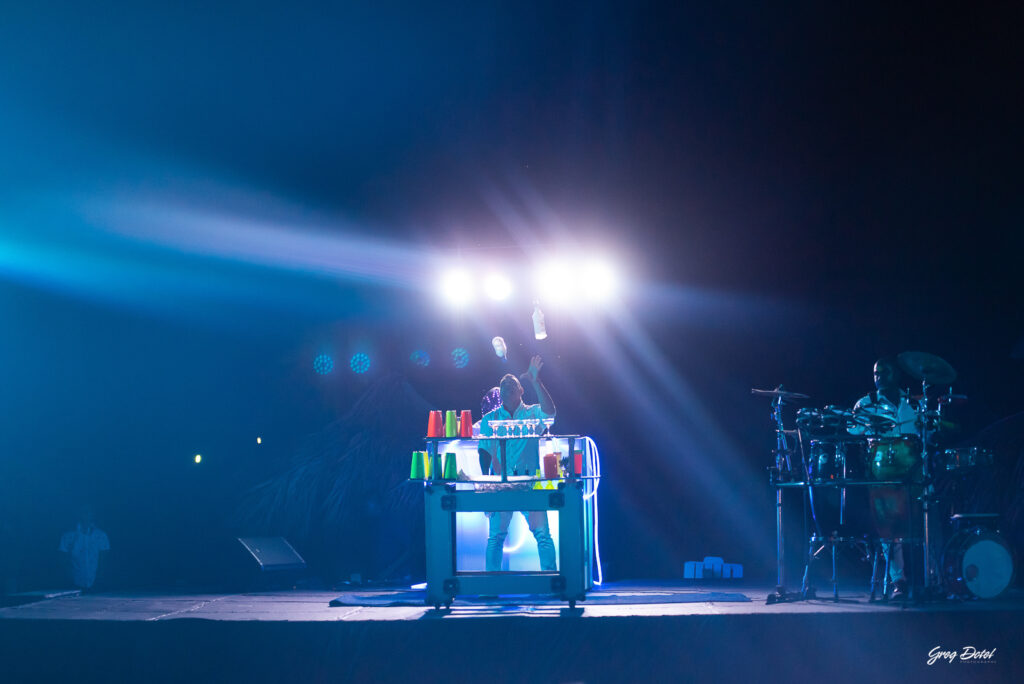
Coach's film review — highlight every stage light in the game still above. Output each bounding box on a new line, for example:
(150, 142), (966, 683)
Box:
(535, 261), (574, 305)
(483, 271), (513, 301)
(440, 268), (473, 308)
(313, 354), (335, 375)
(350, 353), (371, 374)
(451, 347), (470, 369)
(410, 350), (431, 367)
(583, 258), (617, 302)
(256, 437), (262, 445)
(194, 454), (202, 464)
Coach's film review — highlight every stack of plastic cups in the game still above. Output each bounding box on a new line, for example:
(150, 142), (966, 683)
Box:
(410, 451), (425, 480)
(444, 410), (458, 438)
(443, 452), (458, 480)
(427, 411), (443, 438)
(459, 410), (473, 438)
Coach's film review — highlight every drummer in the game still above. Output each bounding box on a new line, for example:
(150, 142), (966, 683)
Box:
(848, 357), (917, 438)
(849, 356), (915, 599)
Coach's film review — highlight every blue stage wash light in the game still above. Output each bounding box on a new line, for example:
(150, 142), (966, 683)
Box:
(410, 350), (431, 367)
(350, 353), (371, 374)
(194, 454), (202, 464)
(313, 354), (335, 375)
(451, 347), (470, 369)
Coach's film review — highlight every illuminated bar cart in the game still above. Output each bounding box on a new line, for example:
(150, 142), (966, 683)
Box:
(415, 432), (599, 609)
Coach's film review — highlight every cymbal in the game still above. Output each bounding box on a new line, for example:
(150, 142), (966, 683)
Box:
(851, 413), (897, 431)
(751, 387), (809, 400)
(822, 405), (855, 419)
(898, 351), (957, 385)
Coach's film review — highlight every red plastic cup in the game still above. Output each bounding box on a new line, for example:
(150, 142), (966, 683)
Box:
(427, 411), (443, 437)
(459, 410), (473, 438)
(543, 453), (559, 480)
(573, 450), (583, 475)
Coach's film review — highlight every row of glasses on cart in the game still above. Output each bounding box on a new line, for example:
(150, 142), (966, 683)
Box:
(487, 417), (556, 438)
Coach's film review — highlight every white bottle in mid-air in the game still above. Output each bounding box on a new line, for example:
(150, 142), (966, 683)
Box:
(491, 336), (507, 360)
(532, 304), (547, 340)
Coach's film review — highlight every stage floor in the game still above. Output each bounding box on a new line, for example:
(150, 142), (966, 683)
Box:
(2, 582), (1022, 621)
(2, 582), (1021, 683)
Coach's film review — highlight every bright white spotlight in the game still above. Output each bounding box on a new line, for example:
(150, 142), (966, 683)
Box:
(439, 268), (474, 308)
(483, 272), (513, 301)
(535, 261), (574, 305)
(583, 259), (618, 302)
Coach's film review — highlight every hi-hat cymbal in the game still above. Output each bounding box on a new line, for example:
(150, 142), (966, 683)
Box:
(751, 387), (809, 401)
(898, 351), (957, 385)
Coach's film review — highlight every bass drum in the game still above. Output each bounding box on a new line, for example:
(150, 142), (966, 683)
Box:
(942, 528), (1015, 599)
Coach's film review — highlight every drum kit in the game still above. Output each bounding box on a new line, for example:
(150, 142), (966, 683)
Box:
(756, 352), (1013, 604)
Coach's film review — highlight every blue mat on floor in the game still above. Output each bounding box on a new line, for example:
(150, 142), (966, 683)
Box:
(329, 587), (750, 607)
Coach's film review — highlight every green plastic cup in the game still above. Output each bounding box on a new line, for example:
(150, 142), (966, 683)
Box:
(410, 451), (425, 479)
(443, 452), (458, 480)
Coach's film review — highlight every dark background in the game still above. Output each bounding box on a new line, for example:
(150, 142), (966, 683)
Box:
(0, 1), (1021, 588)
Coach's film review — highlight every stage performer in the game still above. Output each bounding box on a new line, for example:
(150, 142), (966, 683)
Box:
(850, 357), (916, 599)
(478, 355), (557, 571)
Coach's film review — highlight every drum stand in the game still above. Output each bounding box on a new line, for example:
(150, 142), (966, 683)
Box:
(800, 450), (868, 603)
(868, 540), (889, 601)
(802, 531), (870, 603)
(914, 379), (942, 599)
(766, 394), (806, 604)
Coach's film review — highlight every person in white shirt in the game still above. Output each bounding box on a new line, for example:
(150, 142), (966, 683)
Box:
(852, 357), (916, 599)
(478, 355), (557, 572)
(59, 507), (110, 591)
(851, 359), (918, 439)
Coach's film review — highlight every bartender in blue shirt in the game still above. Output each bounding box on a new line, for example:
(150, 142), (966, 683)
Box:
(478, 355), (557, 571)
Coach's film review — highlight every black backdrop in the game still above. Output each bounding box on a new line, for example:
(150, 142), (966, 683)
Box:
(0, 1), (1021, 588)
